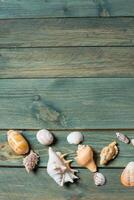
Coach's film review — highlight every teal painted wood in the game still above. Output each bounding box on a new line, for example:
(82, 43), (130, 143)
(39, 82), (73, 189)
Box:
(0, 168), (133, 200)
(0, 78), (134, 129)
(0, 47), (134, 78)
(0, 0), (134, 18)
(0, 18), (134, 47)
(0, 130), (134, 168)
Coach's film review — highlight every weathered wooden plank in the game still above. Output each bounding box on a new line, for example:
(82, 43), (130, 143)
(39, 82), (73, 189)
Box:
(0, 168), (133, 200)
(0, 130), (134, 167)
(0, 18), (133, 47)
(0, 47), (134, 78)
(0, 0), (134, 18)
(0, 78), (134, 129)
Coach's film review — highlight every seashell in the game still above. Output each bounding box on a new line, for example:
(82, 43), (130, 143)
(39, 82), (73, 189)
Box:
(67, 131), (84, 145)
(131, 139), (134, 146)
(7, 130), (29, 155)
(116, 132), (130, 144)
(93, 172), (106, 186)
(47, 147), (78, 186)
(36, 129), (54, 145)
(100, 141), (118, 165)
(75, 145), (97, 172)
(121, 162), (134, 187)
(23, 150), (39, 173)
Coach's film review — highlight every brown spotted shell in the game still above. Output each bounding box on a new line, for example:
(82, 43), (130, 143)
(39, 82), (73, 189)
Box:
(100, 141), (118, 165)
(121, 162), (134, 187)
(7, 130), (29, 155)
(116, 132), (130, 144)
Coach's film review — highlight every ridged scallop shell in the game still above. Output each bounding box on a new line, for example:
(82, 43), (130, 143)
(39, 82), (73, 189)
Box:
(67, 132), (84, 145)
(75, 145), (97, 172)
(93, 172), (106, 186)
(116, 132), (130, 144)
(100, 141), (118, 165)
(121, 162), (134, 187)
(7, 130), (29, 155)
(36, 129), (54, 145)
(47, 147), (78, 186)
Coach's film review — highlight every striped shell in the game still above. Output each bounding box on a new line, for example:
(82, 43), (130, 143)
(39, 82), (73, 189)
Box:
(116, 132), (130, 144)
(93, 172), (106, 186)
(121, 162), (134, 187)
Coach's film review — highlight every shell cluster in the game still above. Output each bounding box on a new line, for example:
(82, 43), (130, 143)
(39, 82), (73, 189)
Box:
(67, 131), (84, 145)
(100, 141), (118, 165)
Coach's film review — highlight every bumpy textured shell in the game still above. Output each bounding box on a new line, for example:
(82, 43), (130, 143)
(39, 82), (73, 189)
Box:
(93, 172), (106, 186)
(23, 150), (39, 173)
(67, 131), (84, 145)
(47, 147), (78, 186)
(75, 145), (97, 172)
(36, 129), (54, 145)
(7, 130), (29, 155)
(100, 141), (118, 165)
(116, 132), (130, 144)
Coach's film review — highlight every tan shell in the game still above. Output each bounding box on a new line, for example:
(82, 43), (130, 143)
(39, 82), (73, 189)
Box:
(121, 162), (134, 187)
(100, 141), (118, 165)
(7, 130), (29, 155)
(75, 145), (97, 172)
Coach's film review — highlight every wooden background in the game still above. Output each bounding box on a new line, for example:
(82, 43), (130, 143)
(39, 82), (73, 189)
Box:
(0, 0), (134, 199)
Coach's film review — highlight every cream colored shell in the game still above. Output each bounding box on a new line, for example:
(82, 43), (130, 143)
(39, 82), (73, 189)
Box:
(67, 131), (84, 145)
(36, 129), (54, 145)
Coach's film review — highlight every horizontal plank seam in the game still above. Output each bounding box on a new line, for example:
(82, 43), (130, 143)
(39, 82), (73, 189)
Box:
(0, 16), (134, 20)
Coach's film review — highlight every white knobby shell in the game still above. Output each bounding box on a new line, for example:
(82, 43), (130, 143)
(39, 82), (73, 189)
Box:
(47, 147), (78, 186)
(36, 129), (54, 145)
(93, 172), (106, 186)
(67, 132), (84, 145)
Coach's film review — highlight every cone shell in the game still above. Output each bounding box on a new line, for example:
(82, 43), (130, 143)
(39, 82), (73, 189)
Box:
(93, 172), (106, 186)
(121, 162), (134, 187)
(116, 132), (130, 144)
(75, 145), (97, 172)
(100, 141), (118, 165)
(7, 130), (29, 155)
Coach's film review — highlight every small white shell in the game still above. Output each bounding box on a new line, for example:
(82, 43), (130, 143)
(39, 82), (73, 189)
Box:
(67, 132), (84, 145)
(131, 139), (134, 146)
(36, 129), (54, 145)
(116, 132), (130, 144)
(93, 172), (106, 186)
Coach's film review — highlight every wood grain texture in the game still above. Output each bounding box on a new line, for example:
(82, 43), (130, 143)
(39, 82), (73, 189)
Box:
(0, 18), (134, 47)
(0, 47), (134, 78)
(0, 78), (134, 129)
(0, 0), (134, 18)
(0, 168), (133, 200)
(0, 130), (133, 167)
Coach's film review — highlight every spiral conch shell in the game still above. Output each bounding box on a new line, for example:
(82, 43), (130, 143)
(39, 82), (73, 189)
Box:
(100, 141), (118, 165)
(7, 130), (29, 155)
(121, 162), (134, 187)
(47, 147), (78, 186)
(75, 145), (97, 172)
